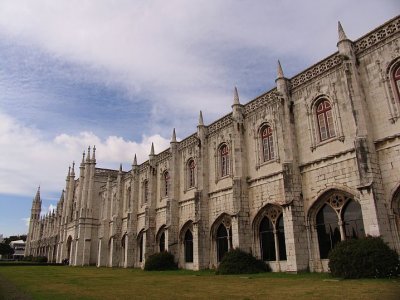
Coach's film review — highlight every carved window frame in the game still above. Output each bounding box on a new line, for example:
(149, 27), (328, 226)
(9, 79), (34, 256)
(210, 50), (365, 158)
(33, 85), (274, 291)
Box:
(306, 94), (344, 151)
(141, 179), (149, 206)
(381, 58), (400, 123)
(215, 142), (232, 181)
(160, 170), (170, 200)
(255, 121), (279, 169)
(185, 158), (196, 190)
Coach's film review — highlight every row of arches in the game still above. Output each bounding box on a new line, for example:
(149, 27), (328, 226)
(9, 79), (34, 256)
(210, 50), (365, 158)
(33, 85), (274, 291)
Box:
(134, 189), (366, 266)
(65, 186), (399, 268)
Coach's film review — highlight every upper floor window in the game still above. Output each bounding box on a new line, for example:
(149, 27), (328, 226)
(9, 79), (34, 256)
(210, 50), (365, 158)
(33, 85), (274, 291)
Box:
(393, 63), (400, 101)
(220, 144), (230, 177)
(143, 180), (149, 204)
(163, 171), (170, 197)
(316, 99), (336, 141)
(188, 159), (195, 188)
(261, 125), (274, 162)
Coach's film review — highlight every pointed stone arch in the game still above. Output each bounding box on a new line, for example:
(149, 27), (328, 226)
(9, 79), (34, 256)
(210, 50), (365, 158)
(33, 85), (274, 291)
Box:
(307, 188), (365, 271)
(390, 183), (400, 253)
(156, 225), (166, 253)
(210, 213), (233, 265)
(179, 220), (194, 268)
(252, 204), (286, 264)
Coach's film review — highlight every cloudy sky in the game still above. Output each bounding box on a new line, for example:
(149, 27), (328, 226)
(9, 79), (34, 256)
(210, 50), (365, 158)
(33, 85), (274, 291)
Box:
(0, 1), (397, 237)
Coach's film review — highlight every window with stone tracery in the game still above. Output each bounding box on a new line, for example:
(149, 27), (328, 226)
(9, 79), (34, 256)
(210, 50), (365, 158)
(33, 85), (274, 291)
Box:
(143, 180), (148, 204)
(163, 171), (170, 197)
(315, 192), (365, 259)
(261, 125), (274, 162)
(187, 159), (195, 188)
(184, 229), (193, 263)
(258, 206), (286, 262)
(219, 144), (230, 177)
(392, 63), (400, 102)
(316, 99), (336, 141)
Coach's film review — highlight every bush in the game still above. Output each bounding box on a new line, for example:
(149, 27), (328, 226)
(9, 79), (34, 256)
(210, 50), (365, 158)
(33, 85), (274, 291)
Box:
(328, 236), (399, 279)
(144, 252), (178, 271)
(216, 249), (270, 275)
(32, 256), (48, 263)
(23, 255), (33, 261)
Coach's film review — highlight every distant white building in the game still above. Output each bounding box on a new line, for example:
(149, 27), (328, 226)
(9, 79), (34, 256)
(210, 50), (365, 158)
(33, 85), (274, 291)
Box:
(10, 240), (26, 260)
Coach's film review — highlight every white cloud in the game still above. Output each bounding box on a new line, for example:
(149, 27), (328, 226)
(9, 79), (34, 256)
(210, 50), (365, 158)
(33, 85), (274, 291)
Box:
(0, 110), (170, 197)
(22, 217), (30, 227)
(0, 1), (397, 200)
(0, 0), (396, 120)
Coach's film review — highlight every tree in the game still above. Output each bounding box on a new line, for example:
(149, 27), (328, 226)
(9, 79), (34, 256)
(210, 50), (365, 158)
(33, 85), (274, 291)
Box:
(4, 235), (27, 245)
(0, 243), (14, 258)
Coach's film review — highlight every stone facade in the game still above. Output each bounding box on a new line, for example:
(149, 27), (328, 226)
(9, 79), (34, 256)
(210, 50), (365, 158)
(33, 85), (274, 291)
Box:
(25, 16), (400, 272)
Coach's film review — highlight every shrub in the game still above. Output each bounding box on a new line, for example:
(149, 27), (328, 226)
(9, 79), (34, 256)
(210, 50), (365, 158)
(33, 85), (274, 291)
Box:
(328, 236), (399, 279)
(144, 252), (178, 271)
(32, 256), (48, 263)
(23, 255), (33, 261)
(216, 249), (270, 275)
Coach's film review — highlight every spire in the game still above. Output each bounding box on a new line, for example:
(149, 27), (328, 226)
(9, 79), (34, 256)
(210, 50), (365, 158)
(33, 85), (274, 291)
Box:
(60, 190), (64, 202)
(86, 146), (91, 162)
(132, 154), (137, 166)
(67, 166), (71, 177)
(150, 142), (155, 156)
(34, 186), (41, 203)
(92, 145), (96, 161)
(277, 60), (284, 79)
(119, 163), (123, 173)
(71, 161), (75, 176)
(233, 86), (240, 105)
(171, 128), (177, 143)
(81, 151), (85, 165)
(198, 110), (204, 126)
(338, 21), (348, 42)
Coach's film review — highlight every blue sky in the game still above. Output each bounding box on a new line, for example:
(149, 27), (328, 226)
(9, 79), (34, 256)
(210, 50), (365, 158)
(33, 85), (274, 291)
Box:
(0, 1), (398, 237)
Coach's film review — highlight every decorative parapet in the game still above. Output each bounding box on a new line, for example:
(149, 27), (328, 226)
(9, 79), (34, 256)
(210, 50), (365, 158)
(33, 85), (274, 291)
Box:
(290, 53), (342, 90)
(354, 16), (400, 54)
(155, 148), (171, 164)
(178, 133), (198, 151)
(95, 168), (120, 177)
(243, 88), (280, 115)
(139, 161), (149, 172)
(207, 114), (233, 136)
(289, 16), (399, 91)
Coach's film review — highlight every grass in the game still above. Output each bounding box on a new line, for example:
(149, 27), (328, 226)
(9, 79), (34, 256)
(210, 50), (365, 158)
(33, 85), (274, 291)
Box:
(0, 266), (399, 300)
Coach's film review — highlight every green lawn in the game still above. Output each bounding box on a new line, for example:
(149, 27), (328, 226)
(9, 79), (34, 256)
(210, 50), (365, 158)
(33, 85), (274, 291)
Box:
(0, 266), (399, 300)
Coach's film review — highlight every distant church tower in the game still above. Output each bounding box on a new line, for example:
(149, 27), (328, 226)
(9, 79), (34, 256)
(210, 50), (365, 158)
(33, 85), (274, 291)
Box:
(25, 187), (41, 256)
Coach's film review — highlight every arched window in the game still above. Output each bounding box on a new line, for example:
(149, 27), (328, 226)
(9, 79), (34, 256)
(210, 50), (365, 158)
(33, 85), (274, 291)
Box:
(393, 63), (400, 101)
(216, 224), (231, 262)
(184, 229), (193, 263)
(261, 125), (274, 162)
(258, 207), (286, 262)
(220, 144), (229, 177)
(159, 231), (165, 252)
(316, 99), (336, 141)
(138, 234), (144, 262)
(315, 193), (365, 259)
(342, 200), (364, 239)
(163, 171), (170, 197)
(143, 180), (148, 204)
(277, 215), (287, 260)
(316, 204), (340, 259)
(188, 159), (195, 188)
(259, 217), (275, 261)
(121, 235), (126, 265)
